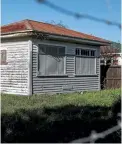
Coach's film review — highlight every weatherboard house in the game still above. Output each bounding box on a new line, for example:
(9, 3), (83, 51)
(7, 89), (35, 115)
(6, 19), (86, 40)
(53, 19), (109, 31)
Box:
(1, 19), (110, 95)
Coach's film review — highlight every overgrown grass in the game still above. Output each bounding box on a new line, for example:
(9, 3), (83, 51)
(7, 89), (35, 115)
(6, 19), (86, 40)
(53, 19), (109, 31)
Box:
(1, 88), (121, 143)
(1, 88), (121, 114)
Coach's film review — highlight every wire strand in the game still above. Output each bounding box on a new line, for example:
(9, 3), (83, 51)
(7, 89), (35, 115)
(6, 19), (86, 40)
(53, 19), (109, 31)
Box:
(36, 0), (121, 29)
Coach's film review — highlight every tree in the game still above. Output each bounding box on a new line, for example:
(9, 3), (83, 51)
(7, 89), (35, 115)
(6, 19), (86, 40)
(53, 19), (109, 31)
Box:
(100, 41), (121, 65)
(111, 41), (121, 53)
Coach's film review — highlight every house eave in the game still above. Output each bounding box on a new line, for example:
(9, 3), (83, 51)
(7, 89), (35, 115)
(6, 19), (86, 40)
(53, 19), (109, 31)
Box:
(48, 34), (110, 46)
(1, 31), (110, 46)
(1, 30), (33, 39)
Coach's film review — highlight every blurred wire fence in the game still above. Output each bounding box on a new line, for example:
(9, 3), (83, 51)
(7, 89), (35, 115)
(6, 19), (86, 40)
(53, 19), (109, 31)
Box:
(36, 0), (121, 29)
(71, 118), (121, 143)
(34, 1), (121, 143)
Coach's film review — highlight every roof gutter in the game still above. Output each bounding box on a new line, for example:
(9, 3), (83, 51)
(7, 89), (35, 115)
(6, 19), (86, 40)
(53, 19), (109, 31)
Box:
(1, 30), (110, 46)
(47, 34), (110, 46)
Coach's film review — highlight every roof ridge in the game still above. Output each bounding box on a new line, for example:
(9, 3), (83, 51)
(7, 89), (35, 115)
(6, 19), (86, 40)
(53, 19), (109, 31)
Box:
(24, 19), (33, 30)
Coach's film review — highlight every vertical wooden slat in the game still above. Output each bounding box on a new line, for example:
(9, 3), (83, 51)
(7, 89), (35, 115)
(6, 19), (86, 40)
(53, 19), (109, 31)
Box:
(101, 65), (121, 89)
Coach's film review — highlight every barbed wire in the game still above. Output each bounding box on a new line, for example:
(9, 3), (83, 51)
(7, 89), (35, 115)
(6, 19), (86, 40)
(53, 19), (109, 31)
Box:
(34, 1), (121, 143)
(71, 112), (121, 143)
(36, 0), (121, 29)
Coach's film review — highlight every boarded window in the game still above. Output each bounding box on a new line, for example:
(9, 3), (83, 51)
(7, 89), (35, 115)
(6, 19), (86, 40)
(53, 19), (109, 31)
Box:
(38, 44), (65, 76)
(75, 57), (96, 75)
(75, 48), (96, 75)
(0, 50), (7, 65)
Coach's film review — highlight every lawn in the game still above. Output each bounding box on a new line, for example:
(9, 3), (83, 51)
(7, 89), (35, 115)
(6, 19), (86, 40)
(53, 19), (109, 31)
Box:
(1, 89), (121, 143)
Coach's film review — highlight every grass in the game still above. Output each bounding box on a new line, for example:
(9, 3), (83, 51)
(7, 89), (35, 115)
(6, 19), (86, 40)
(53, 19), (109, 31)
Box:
(1, 88), (121, 143)
(1, 88), (121, 114)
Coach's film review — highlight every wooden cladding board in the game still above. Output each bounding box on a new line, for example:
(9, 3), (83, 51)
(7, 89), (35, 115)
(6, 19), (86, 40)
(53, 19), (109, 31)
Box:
(1, 40), (29, 95)
(32, 39), (100, 94)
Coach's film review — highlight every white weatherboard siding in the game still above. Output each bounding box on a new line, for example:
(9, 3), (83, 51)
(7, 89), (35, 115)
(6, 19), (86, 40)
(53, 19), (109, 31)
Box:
(1, 40), (30, 95)
(32, 39), (100, 94)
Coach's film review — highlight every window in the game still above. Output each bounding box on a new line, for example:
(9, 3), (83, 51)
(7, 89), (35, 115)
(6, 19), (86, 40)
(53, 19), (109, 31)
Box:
(91, 50), (95, 57)
(75, 48), (96, 75)
(0, 50), (7, 65)
(38, 44), (65, 76)
(75, 48), (80, 55)
(75, 48), (95, 57)
(81, 49), (89, 56)
(76, 57), (96, 75)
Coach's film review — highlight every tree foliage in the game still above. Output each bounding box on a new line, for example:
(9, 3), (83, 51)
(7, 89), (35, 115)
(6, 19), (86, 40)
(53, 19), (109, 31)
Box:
(111, 41), (121, 53)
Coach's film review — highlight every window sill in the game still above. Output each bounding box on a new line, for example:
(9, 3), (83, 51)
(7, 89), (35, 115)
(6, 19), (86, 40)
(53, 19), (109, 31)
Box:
(37, 74), (68, 78)
(74, 74), (98, 77)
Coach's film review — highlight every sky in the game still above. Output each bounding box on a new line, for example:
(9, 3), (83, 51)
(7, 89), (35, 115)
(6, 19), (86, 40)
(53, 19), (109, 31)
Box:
(1, 0), (121, 42)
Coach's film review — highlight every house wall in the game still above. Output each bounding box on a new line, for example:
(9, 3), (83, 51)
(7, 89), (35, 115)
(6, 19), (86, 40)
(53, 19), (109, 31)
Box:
(116, 57), (122, 65)
(100, 53), (122, 66)
(1, 38), (30, 95)
(32, 39), (101, 94)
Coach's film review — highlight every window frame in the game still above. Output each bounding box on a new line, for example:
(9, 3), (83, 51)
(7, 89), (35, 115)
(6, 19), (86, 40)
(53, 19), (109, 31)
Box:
(74, 47), (97, 76)
(75, 48), (96, 57)
(37, 43), (67, 77)
(0, 49), (7, 65)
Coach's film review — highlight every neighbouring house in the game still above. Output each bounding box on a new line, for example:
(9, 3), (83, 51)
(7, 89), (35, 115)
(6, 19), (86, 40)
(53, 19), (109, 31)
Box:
(100, 45), (122, 65)
(1, 19), (110, 95)
(100, 45), (121, 89)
